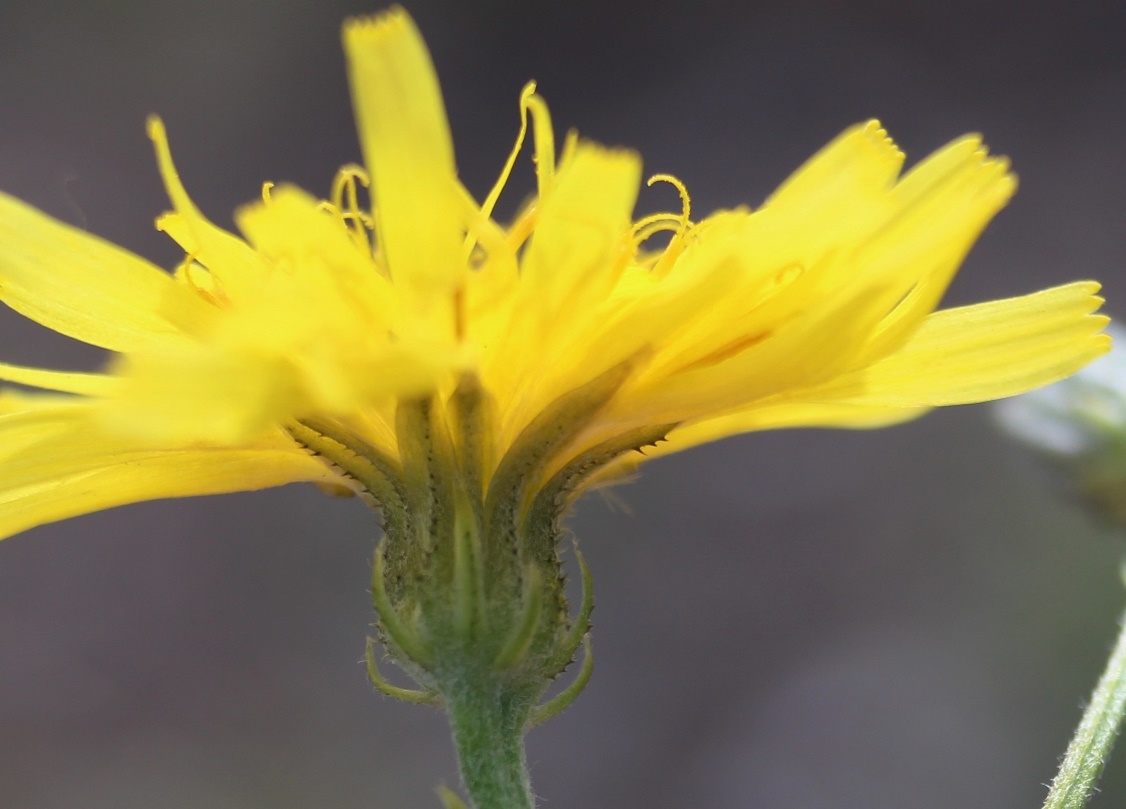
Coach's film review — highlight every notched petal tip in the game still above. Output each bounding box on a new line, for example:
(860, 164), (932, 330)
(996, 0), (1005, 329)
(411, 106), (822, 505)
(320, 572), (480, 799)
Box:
(767, 119), (908, 209)
(859, 118), (905, 163)
(341, 5), (430, 86)
(887, 133), (1018, 230)
(342, 4), (413, 42)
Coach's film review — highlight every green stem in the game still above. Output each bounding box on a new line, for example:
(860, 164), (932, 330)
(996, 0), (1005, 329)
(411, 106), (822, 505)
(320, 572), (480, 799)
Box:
(1043, 604), (1126, 809)
(444, 675), (536, 809)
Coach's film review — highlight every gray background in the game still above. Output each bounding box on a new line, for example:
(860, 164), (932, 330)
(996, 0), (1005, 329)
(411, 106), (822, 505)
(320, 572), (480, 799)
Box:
(1, 0), (1125, 807)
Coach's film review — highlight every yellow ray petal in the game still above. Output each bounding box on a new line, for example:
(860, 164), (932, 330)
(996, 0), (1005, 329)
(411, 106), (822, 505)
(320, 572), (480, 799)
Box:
(761, 121), (904, 248)
(0, 400), (89, 461)
(342, 8), (463, 304)
(653, 401), (926, 458)
(100, 335), (465, 447)
(233, 184), (399, 331)
(620, 283), (1102, 442)
(0, 191), (199, 352)
(99, 345), (305, 445)
(520, 142), (641, 317)
(0, 388), (91, 417)
(480, 142), (641, 443)
(621, 275), (907, 425)
(893, 134), (986, 206)
(817, 282), (1111, 407)
(847, 141), (1016, 363)
(0, 425), (341, 541)
(563, 235), (751, 383)
(0, 361), (116, 396)
(632, 210), (820, 378)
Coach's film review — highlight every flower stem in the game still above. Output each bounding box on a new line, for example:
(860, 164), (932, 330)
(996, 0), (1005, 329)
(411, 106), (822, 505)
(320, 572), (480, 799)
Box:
(1043, 599), (1126, 809)
(444, 673), (537, 809)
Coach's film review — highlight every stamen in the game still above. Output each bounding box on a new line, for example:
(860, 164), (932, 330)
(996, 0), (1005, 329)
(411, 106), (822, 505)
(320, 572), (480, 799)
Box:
(478, 82), (537, 227)
(524, 86), (557, 198)
(261, 181), (274, 203)
(318, 198), (375, 231)
(458, 186), (516, 273)
(631, 213), (684, 244)
(648, 173), (691, 225)
(174, 252), (228, 307)
(639, 173), (695, 277)
(504, 204), (539, 254)
(332, 164), (370, 213)
(330, 164), (376, 253)
(463, 82), (557, 265)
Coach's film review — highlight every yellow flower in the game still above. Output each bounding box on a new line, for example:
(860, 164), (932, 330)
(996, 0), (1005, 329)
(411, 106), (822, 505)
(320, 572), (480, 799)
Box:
(0, 7), (1109, 543)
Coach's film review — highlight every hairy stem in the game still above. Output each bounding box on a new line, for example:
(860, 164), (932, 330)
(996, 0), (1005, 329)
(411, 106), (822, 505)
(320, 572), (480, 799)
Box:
(1043, 601), (1126, 809)
(444, 674), (537, 809)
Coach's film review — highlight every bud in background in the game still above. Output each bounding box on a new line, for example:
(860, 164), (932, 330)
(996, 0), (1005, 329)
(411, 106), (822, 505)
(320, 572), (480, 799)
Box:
(995, 324), (1126, 522)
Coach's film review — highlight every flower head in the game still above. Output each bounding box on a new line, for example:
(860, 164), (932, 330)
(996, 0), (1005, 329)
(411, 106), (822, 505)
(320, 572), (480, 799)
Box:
(0, 6), (1109, 545)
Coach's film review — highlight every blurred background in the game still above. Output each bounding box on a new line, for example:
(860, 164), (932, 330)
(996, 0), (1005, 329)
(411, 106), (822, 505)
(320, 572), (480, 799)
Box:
(1, 0), (1125, 807)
